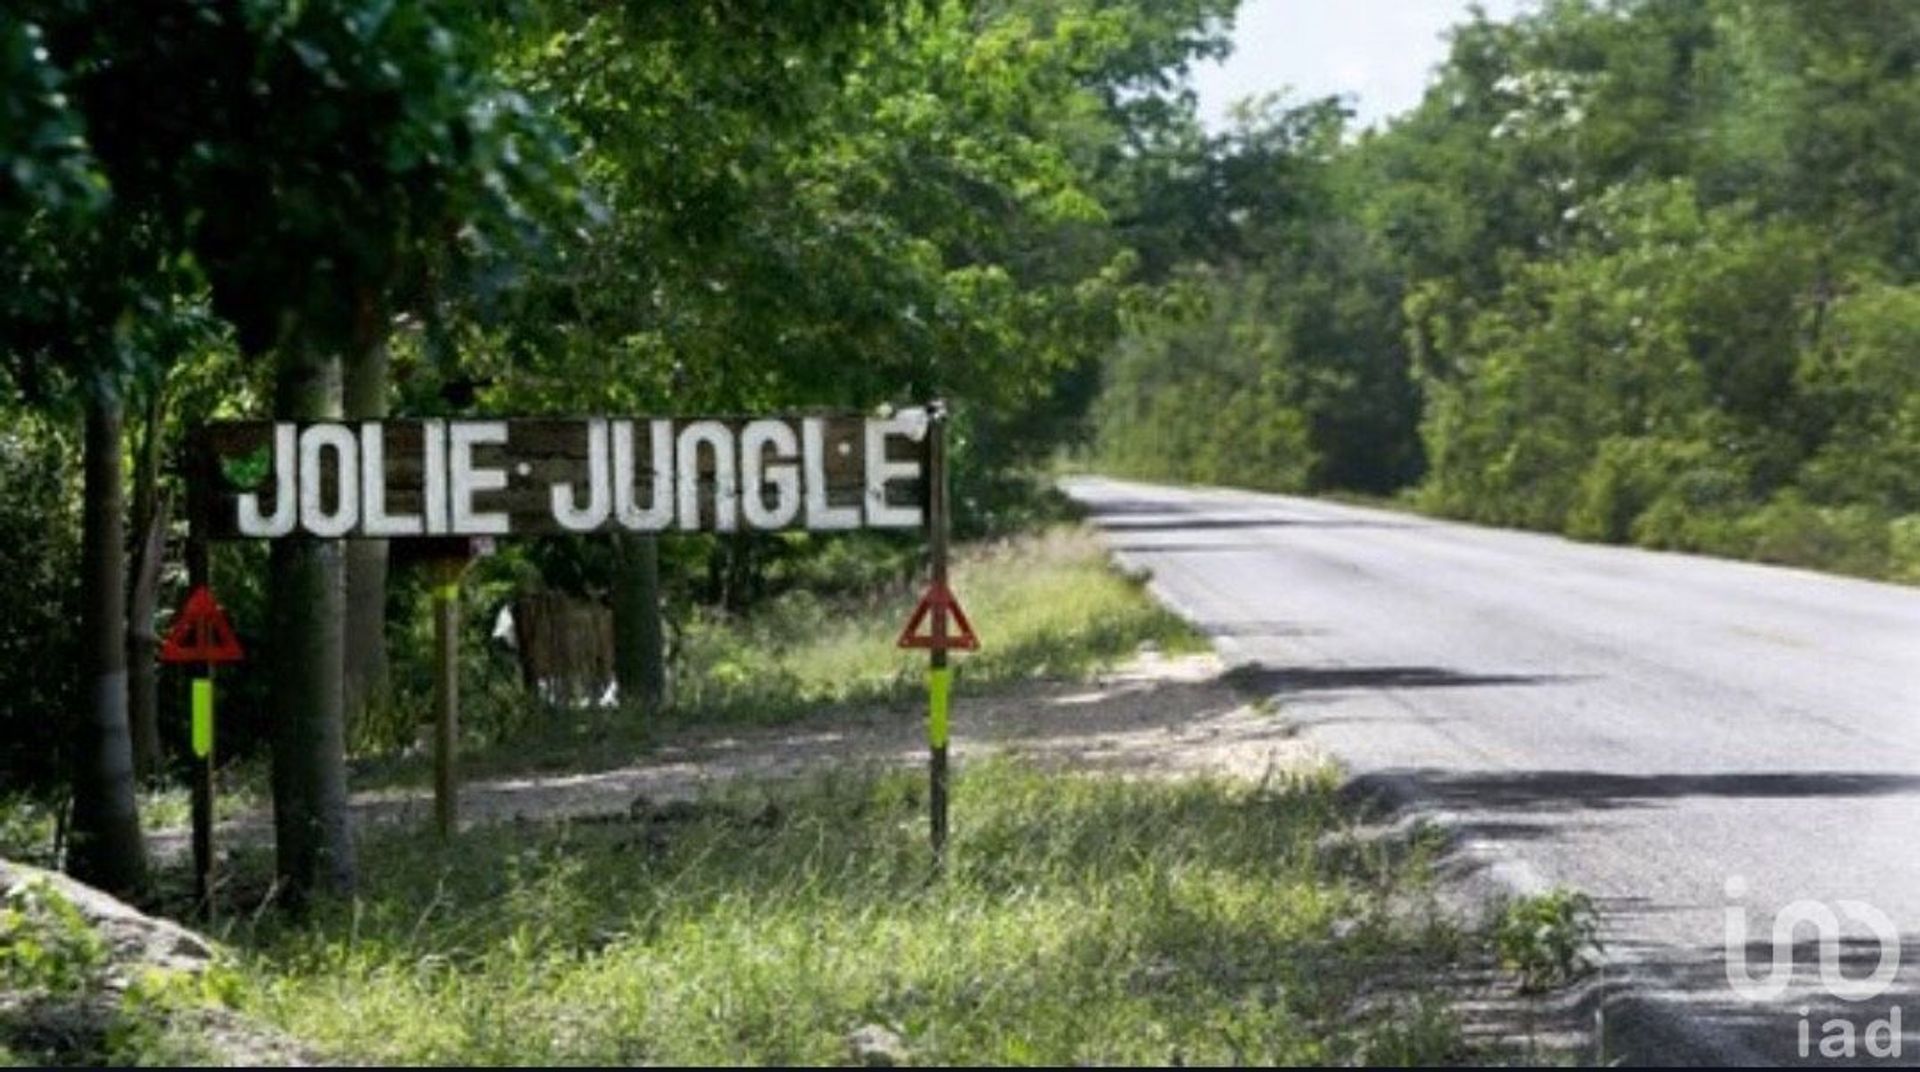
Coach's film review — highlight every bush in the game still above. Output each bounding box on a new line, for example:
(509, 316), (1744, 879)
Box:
(0, 414), (82, 793)
(1093, 272), (1321, 494)
(1567, 436), (1721, 543)
(1494, 888), (1602, 993)
(1795, 283), (1920, 514)
(0, 880), (110, 997)
(1890, 515), (1920, 583)
(1740, 494), (1891, 577)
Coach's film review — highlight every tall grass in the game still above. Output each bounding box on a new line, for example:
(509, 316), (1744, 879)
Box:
(675, 526), (1206, 718)
(224, 760), (1468, 1065)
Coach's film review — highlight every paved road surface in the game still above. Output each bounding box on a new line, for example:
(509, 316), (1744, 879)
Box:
(1067, 476), (1920, 1064)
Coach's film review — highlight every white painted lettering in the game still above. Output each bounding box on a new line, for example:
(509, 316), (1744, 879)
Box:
(614, 420), (674, 532)
(422, 420), (449, 534)
(741, 420), (801, 529)
(360, 423), (424, 536)
(236, 423), (298, 537)
(299, 424), (360, 538)
(863, 416), (924, 528)
(803, 418), (859, 530)
(449, 421), (510, 535)
(676, 420), (737, 532)
(551, 418), (612, 531)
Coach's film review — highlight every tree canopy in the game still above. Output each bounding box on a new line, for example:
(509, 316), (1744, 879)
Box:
(1094, 0), (1920, 581)
(0, 0), (1242, 896)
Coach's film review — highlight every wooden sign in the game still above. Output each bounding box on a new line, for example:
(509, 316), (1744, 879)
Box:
(194, 412), (929, 539)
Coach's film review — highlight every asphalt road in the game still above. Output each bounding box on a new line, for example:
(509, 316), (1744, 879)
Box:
(1066, 475), (1920, 1065)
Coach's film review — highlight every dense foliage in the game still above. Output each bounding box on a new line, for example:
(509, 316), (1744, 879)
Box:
(0, 0), (1238, 894)
(1094, 0), (1920, 580)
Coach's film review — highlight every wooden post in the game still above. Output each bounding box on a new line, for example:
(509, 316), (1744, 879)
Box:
(927, 400), (951, 867)
(430, 560), (463, 840)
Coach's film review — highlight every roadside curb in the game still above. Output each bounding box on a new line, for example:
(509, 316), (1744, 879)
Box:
(1330, 765), (1767, 1067)
(1168, 636), (1763, 1067)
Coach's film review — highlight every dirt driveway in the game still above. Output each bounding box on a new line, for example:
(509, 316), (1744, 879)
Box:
(155, 651), (1317, 855)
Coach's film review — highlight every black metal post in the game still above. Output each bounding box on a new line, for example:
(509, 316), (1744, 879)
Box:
(927, 400), (950, 867)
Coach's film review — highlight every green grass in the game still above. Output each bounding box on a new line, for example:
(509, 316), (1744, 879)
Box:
(137, 770), (266, 834)
(1, 773), (266, 867)
(363, 525), (1205, 787)
(7, 522), (1507, 1064)
(212, 760), (1472, 1065)
(5, 523), (1200, 845)
(677, 526), (1207, 714)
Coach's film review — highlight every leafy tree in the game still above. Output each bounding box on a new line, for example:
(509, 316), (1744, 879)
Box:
(43, 0), (581, 899)
(1, 10), (158, 895)
(463, 0), (1235, 686)
(1093, 0), (1920, 582)
(1095, 94), (1422, 493)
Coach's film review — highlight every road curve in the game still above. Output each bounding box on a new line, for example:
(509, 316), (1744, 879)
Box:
(1067, 475), (1920, 1064)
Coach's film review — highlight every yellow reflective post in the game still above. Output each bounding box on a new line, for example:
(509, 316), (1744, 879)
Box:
(190, 678), (213, 758)
(190, 668), (216, 920)
(927, 667), (952, 749)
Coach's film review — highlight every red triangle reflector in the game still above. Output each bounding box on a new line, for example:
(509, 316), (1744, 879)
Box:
(160, 586), (244, 665)
(896, 581), (979, 652)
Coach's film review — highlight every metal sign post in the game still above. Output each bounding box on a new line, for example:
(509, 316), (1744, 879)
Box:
(928, 405), (952, 863)
(159, 584), (244, 915)
(191, 671), (214, 908)
(896, 401), (979, 868)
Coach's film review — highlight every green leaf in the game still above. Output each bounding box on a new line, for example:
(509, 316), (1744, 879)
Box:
(221, 445), (272, 489)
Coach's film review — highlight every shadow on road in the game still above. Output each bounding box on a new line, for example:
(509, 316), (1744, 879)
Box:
(1107, 540), (1289, 554)
(1590, 934), (1920, 1064)
(1066, 495), (1193, 517)
(1190, 619), (1326, 639)
(1369, 768), (1920, 812)
(1092, 514), (1419, 532)
(1334, 766), (1920, 854)
(1225, 663), (1575, 695)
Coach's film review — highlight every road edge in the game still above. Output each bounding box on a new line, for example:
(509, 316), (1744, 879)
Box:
(1328, 764), (1770, 1067)
(1107, 532), (1766, 1066)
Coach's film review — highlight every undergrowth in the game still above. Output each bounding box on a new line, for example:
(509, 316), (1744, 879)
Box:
(218, 759), (1473, 1065)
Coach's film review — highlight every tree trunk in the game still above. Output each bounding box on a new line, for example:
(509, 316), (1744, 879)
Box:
(269, 337), (355, 900)
(126, 390), (166, 780)
(611, 533), (667, 714)
(342, 327), (390, 743)
(127, 495), (169, 778)
(69, 388), (148, 896)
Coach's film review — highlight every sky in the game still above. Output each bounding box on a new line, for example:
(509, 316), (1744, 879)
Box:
(1190, 0), (1537, 132)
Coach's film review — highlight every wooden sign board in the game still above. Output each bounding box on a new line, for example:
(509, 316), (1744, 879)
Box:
(194, 413), (928, 539)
